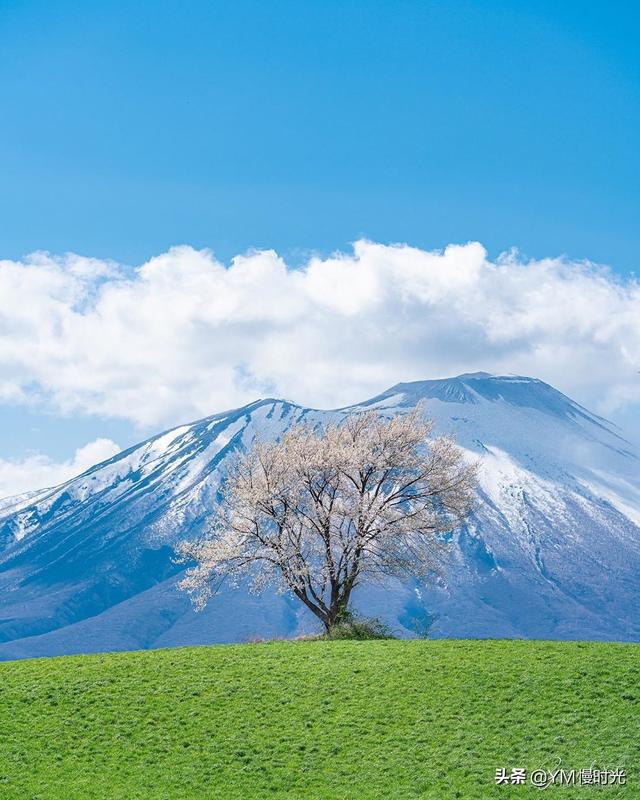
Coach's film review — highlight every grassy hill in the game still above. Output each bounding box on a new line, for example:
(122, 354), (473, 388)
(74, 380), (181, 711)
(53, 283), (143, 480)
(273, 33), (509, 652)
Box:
(0, 639), (637, 799)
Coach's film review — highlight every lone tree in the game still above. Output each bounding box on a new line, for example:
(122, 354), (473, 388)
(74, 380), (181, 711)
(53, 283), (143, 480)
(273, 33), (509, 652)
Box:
(177, 409), (477, 632)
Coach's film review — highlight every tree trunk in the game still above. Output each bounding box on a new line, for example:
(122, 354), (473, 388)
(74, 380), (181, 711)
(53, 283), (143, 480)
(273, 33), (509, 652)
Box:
(325, 591), (354, 631)
(292, 587), (330, 629)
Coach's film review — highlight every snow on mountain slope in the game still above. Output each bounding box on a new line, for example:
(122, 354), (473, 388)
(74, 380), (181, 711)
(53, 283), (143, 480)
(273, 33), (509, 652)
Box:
(0, 373), (638, 659)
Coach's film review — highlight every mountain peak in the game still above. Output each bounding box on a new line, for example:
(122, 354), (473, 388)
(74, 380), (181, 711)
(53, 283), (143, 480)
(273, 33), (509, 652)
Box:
(356, 371), (610, 430)
(0, 368), (638, 659)
(455, 371), (493, 380)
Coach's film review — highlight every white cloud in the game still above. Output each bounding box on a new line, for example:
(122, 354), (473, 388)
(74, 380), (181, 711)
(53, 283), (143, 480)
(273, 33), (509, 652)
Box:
(0, 439), (121, 499)
(0, 241), (639, 432)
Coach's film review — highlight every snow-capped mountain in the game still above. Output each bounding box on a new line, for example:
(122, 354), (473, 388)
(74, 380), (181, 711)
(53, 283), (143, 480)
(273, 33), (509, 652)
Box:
(0, 372), (639, 659)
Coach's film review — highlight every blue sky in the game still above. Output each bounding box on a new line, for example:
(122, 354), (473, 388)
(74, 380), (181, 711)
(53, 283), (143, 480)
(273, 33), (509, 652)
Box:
(0, 1), (639, 489)
(1, 0), (638, 271)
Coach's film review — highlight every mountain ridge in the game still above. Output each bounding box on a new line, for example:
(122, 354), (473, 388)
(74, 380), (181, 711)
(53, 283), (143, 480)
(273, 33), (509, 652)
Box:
(0, 372), (639, 659)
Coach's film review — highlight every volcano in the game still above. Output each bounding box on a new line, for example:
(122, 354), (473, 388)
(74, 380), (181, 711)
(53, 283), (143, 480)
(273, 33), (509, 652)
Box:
(0, 372), (639, 659)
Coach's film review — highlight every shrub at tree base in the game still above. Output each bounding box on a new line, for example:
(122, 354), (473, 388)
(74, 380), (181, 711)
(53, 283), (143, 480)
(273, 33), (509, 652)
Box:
(320, 615), (396, 640)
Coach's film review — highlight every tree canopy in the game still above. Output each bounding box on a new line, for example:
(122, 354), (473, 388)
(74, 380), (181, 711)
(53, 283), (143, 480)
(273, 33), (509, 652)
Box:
(178, 409), (477, 631)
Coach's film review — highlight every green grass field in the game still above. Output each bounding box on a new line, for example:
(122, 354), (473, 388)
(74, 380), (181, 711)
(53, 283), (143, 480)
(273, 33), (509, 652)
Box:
(0, 639), (637, 799)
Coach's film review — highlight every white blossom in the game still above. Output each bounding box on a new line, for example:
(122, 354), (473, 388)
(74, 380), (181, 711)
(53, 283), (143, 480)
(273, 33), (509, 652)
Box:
(177, 408), (477, 629)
